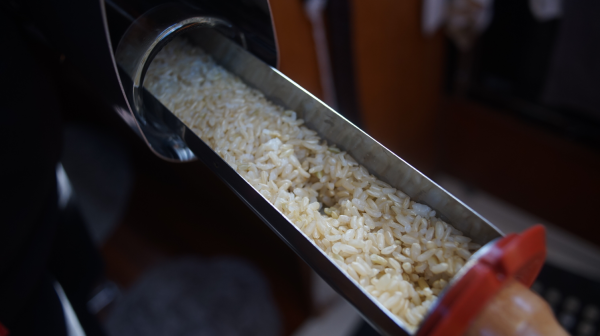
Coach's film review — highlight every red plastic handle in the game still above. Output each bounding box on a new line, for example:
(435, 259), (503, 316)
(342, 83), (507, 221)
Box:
(417, 225), (547, 336)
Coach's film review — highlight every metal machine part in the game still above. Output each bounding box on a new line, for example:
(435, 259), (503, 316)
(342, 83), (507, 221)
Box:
(115, 4), (247, 161)
(114, 4), (504, 335)
(6, 0), (545, 334)
(104, 0), (276, 66)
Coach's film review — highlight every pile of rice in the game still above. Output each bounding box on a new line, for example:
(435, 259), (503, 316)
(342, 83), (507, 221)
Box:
(145, 38), (481, 329)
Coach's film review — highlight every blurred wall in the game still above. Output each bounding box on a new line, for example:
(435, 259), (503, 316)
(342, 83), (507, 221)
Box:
(269, 0), (323, 99)
(352, 0), (445, 174)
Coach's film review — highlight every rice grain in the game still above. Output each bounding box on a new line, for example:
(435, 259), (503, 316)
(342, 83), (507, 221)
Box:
(145, 38), (480, 330)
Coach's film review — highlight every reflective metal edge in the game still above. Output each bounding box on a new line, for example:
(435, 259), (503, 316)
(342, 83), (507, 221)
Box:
(115, 7), (504, 335)
(115, 3), (245, 161)
(188, 29), (503, 245)
(186, 30), (505, 335)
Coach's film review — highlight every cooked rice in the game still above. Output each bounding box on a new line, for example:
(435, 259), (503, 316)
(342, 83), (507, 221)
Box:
(145, 38), (481, 330)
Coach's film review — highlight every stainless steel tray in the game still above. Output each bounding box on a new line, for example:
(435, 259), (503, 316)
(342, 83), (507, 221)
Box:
(115, 5), (503, 335)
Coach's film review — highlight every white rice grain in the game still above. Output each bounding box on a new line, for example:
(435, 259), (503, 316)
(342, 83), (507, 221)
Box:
(145, 38), (480, 331)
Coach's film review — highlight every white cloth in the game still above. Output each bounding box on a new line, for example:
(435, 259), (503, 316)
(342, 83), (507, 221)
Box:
(422, 0), (495, 50)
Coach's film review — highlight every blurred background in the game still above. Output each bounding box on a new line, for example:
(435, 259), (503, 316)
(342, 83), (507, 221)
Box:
(2, 0), (600, 335)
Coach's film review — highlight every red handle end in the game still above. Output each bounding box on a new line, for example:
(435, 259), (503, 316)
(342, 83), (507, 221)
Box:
(417, 225), (547, 336)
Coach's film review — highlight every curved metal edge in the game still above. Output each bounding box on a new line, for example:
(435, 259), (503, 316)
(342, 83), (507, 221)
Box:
(131, 17), (232, 95)
(113, 3), (245, 162)
(100, 1), (181, 162)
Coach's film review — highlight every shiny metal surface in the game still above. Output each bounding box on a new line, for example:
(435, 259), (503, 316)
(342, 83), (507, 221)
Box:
(189, 29), (502, 245)
(115, 4), (245, 161)
(115, 6), (503, 335)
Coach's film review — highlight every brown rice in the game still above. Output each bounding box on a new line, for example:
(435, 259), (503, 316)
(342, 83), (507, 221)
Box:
(145, 38), (481, 330)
